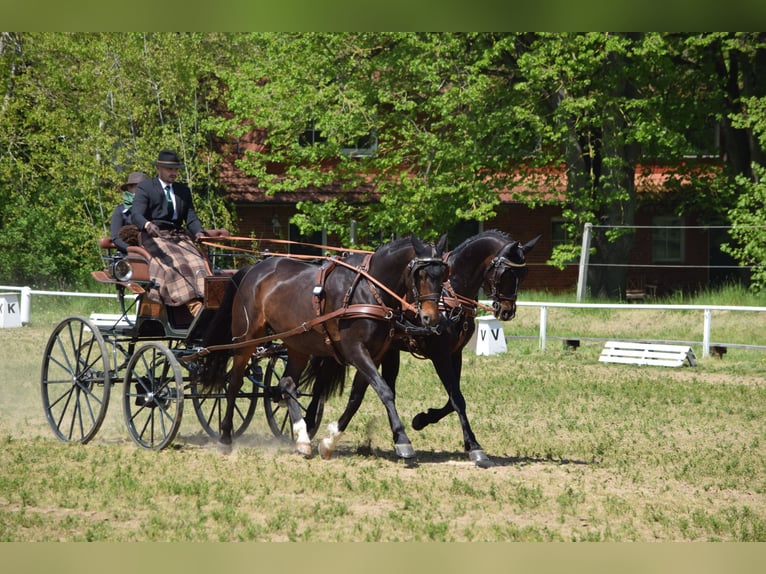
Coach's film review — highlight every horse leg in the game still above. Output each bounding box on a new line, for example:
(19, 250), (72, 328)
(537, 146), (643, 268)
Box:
(429, 351), (493, 468)
(318, 370), (369, 460)
(412, 402), (454, 431)
(353, 355), (415, 461)
(219, 351), (248, 451)
(278, 369), (312, 457)
(379, 348), (400, 397)
(319, 348), (399, 460)
(411, 345), (456, 430)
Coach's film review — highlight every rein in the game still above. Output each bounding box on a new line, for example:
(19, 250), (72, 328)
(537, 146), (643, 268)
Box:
(198, 235), (373, 255)
(199, 235), (420, 313)
(184, 240), (447, 362)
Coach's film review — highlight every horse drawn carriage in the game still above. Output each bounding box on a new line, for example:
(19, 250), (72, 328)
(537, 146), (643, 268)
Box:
(41, 228), (537, 466)
(40, 231), (300, 450)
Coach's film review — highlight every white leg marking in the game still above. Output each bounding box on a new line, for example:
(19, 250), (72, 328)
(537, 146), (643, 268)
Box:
(294, 419), (312, 456)
(319, 421), (344, 460)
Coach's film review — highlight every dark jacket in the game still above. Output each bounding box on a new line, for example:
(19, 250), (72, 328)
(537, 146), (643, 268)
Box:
(132, 177), (203, 236)
(109, 204), (133, 254)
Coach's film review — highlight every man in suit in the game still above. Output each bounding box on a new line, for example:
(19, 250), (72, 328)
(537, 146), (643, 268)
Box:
(133, 150), (208, 317)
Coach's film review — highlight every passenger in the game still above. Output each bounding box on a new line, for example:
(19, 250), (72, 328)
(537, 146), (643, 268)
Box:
(132, 150), (208, 317)
(109, 171), (148, 254)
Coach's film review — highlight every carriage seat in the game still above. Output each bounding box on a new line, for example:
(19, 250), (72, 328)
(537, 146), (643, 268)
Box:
(99, 229), (230, 283)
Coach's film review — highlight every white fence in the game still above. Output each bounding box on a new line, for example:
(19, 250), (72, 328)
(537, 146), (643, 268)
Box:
(483, 300), (766, 358)
(3, 285), (764, 358)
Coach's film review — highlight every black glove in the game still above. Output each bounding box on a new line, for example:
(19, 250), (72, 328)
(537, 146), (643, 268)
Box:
(145, 222), (161, 237)
(195, 231), (208, 241)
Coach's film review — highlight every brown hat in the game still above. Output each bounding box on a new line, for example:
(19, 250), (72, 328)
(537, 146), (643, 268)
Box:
(120, 171), (148, 190)
(153, 149), (185, 169)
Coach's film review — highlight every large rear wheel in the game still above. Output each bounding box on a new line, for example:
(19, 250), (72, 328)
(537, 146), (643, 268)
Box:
(41, 316), (111, 443)
(123, 343), (184, 450)
(191, 355), (260, 439)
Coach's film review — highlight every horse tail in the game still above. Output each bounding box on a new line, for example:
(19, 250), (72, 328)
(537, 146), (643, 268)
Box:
(197, 266), (250, 390)
(303, 356), (347, 400)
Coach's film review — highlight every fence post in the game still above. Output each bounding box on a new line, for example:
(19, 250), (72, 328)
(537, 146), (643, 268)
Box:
(20, 286), (31, 325)
(539, 306), (548, 351)
(702, 308), (711, 358)
(576, 223), (592, 302)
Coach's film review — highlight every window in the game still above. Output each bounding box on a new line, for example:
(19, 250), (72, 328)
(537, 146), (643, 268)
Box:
(298, 121), (377, 158)
(341, 131), (377, 158)
(298, 122), (327, 146)
(652, 216), (684, 263)
(551, 218), (578, 264)
(288, 223), (323, 256)
(551, 218), (569, 250)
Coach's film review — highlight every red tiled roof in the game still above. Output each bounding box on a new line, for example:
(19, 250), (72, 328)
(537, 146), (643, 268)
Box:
(220, 143), (721, 206)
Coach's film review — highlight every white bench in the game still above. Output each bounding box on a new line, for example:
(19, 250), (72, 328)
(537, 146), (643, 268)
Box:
(599, 341), (697, 367)
(89, 312), (135, 330)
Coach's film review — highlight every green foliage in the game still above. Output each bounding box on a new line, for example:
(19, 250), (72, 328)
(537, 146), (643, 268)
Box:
(219, 33), (520, 243)
(724, 165), (766, 292)
(2, 32), (765, 291)
(0, 33), (238, 288)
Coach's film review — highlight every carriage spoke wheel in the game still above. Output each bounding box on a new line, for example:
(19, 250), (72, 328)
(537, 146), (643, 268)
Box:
(41, 316), (111, 444)
(123, 343), (184, 450)
(190, 355), (260, 439)
(263, 353), (324, 441)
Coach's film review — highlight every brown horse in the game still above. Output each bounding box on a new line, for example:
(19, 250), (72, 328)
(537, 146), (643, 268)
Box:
(199, 235), (448, 459)
(310, 230), (539, 467)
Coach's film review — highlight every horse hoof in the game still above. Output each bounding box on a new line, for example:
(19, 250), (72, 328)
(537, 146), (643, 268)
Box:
(395, 443), (416, 459)
(469, 449), (494, 468)
(318, 439), (334, 460)
(217, 442), (233, 455)
(296, 442), (313, 458)
(411, 413), (427, 431)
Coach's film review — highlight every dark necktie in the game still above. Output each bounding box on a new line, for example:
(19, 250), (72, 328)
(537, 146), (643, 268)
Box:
(164, 185), (175, 218)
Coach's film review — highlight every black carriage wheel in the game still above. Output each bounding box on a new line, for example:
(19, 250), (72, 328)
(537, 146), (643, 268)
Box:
(190, 355), (260, 440)
(41, 316), (111, 444)
(263, 353), (324, 441)
(122, 343), (184, 450)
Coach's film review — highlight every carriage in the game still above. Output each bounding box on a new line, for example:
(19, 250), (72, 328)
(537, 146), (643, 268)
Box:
(40, 228), (537, 466)
(40, 231), (307, 450)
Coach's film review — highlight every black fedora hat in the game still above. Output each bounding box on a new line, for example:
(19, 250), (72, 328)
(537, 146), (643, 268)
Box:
(153, 150), (185, 169)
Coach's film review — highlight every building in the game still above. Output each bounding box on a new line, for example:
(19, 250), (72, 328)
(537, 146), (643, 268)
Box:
(219, 135), (737, 297)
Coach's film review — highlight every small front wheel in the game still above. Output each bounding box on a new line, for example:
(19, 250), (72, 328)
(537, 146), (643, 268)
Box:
(123, 343), (184, 450)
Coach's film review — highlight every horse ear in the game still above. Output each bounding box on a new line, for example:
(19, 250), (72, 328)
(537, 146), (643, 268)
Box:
(435, 233), (448, 255)
(522, 235), (541, 254)
(410, 235), (429, 255)
(499, 241), (519, 258)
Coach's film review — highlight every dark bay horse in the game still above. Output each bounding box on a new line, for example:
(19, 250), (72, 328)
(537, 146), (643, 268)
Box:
(199, 235), (449, 459)
(312, 230), (538, 467)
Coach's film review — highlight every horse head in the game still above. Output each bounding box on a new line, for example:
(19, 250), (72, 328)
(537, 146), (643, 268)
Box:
(407, 234), (449, 328)
(484, 235), (539, 320)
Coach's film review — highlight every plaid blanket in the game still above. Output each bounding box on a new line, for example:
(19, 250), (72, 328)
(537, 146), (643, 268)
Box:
(141, 231), (209, 306)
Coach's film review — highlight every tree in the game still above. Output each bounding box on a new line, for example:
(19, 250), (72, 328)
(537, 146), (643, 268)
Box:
(0, 33), (239, 288)
(218, 33), (750, 297)
(218, 32), (532, 246)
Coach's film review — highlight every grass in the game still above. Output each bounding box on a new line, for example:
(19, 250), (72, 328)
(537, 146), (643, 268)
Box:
(0, 287), (764, 541)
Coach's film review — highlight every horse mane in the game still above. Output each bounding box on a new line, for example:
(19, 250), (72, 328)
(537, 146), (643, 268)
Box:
(450, 229), (514, 255)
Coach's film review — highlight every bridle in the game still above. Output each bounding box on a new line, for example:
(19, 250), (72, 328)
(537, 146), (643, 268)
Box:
(407, 256), (450, 315)
(484, 249), (527, 318)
